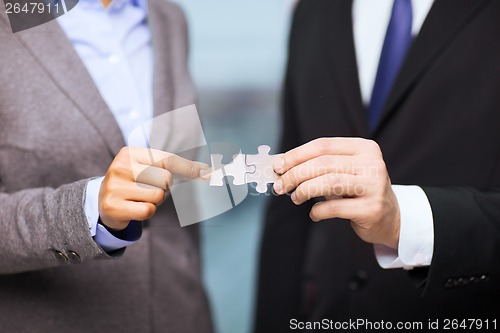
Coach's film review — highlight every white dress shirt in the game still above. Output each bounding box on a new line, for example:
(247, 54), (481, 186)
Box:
(58, 0), (152, 252)
(352, 0), (435, 269)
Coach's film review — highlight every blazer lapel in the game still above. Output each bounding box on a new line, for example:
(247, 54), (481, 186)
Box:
(372, 0), (491, 135)
(147, 0), (176, 117)
(324, 0), (368, 137)
(14, 20), (125, 157)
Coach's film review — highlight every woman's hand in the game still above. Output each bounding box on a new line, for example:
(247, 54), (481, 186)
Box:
(98, 147), (209, 230)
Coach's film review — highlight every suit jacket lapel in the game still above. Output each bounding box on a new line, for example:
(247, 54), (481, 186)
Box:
(373, 0), (491, 135)
(148, 0), (176, 117)
(324, 0), (368, 137)
(13, 20), (125, 157)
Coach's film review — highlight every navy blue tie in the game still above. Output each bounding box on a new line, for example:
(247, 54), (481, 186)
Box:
(367, 0), (413, 131)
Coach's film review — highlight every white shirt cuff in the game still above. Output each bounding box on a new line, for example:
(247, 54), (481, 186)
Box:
(374, 185), (434, 270)
(94, 223), (139, 253)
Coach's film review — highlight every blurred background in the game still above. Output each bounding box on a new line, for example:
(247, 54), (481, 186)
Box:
(170, 1), (294, 333)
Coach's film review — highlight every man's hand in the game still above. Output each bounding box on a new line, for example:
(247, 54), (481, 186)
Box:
(273, 138), (401, 249)
(99, 147), (209, 231)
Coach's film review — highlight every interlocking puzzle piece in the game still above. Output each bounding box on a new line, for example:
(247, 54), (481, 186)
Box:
(209, 145), (279, 194)
(210, 153), (256, 186)
(245, 145), (279, 193)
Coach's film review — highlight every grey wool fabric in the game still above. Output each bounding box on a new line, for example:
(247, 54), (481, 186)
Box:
(0, 0), (213, 332)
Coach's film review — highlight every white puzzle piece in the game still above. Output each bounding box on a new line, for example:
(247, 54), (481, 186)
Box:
(210, 152), (256, 186)
(245, 145), (279, 193)
(209, 145), (279, 194)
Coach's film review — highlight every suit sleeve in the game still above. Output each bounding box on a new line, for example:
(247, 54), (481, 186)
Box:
(0, 179), (118, 275)
(420, 187), (500, 294)
(254, 3), (315, 331)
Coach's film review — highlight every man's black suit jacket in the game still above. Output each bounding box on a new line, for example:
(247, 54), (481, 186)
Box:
(255, 0), (500, 331)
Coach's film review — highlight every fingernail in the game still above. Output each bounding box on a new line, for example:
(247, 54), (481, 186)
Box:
(309, 213), (318, 222)
(199, 169), (211, 179)
(273, 179), (283, 194)
(291, 191), (297, 203)
(274, 157), (285, 174)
